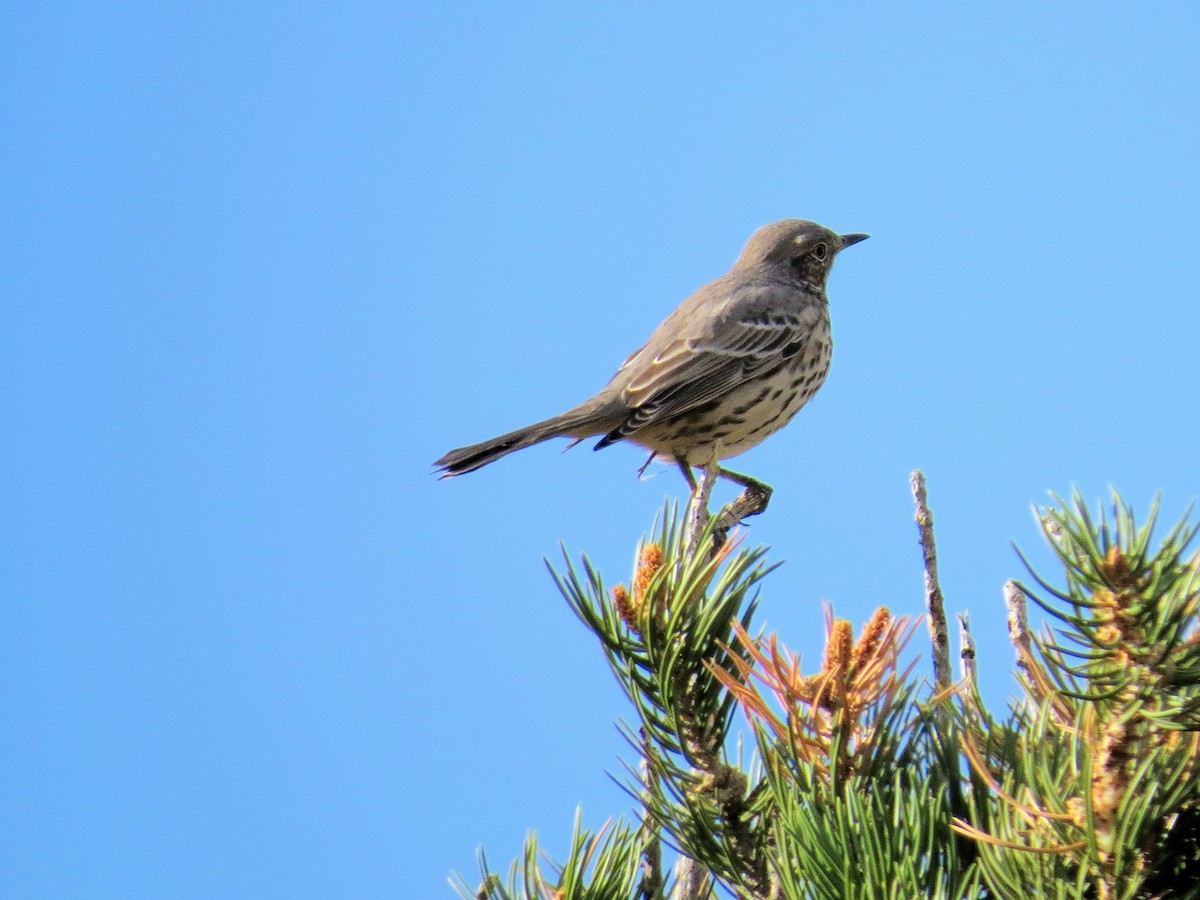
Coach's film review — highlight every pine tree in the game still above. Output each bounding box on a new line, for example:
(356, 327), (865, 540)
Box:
(452, 473), (1200, 899)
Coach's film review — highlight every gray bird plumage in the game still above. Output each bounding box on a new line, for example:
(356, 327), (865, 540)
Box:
(434, 219), (867, 479)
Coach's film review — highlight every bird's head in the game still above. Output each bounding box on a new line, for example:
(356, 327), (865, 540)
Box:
(734, 219), (869, 288)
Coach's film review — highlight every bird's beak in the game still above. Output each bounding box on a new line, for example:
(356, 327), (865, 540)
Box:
(839, 233), (870, 249)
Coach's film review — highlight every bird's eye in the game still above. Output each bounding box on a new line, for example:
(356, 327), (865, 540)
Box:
(811, 242), (829, 261)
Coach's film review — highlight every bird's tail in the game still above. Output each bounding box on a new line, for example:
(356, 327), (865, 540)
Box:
(433, 407), (613, 477)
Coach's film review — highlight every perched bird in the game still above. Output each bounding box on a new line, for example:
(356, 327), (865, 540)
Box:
(434, 219), (867, 493)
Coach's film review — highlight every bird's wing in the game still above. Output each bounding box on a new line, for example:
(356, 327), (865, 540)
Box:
(605, 289), (825, 440)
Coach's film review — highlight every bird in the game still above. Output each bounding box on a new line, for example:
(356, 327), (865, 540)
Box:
(433, 219), (868, 496)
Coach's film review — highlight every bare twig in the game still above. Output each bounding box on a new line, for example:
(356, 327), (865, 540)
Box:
(685, 460), (719, 556)
(909, 472), (979, 868)
(1003, 579), (1069, 724)
(675, 463), (725, 897)
(957, 612), (976, 688)
(637, 731), (664, 900)
(1004, 580), (1034, 679)
(910, 470), (951, 692)
(670, 856), (709, 900)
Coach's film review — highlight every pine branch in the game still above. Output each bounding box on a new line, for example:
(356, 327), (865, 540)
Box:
(963, 491), (1200, 898)
(456, 485), (1200, 899)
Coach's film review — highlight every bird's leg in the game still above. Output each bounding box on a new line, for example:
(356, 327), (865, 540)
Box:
(636, 451), (660, 480)
(676, 460), (698, 493)
(716, 466), (772, 500)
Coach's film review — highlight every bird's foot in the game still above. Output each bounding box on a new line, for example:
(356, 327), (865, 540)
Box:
(682, 462), (773, 556)
(710, 480), (772, 551)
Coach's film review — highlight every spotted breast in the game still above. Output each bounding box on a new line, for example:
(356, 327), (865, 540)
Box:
(630, 308), (833, 466)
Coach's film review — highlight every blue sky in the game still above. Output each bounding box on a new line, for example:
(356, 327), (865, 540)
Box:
(3, 3), (1198, 897)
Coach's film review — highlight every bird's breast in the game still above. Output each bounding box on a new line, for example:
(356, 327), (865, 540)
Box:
(632, 316), (832, 464)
